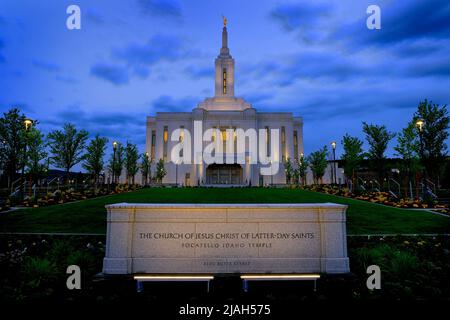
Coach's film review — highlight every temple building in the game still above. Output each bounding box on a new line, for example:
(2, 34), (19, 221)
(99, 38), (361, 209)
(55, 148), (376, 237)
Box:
(145, 21), (304, 186)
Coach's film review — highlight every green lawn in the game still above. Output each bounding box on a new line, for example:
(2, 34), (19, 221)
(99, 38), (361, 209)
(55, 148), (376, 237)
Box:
(0, 187), (449, 235)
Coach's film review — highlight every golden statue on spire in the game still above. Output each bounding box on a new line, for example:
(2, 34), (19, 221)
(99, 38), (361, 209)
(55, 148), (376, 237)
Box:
(222, 15), (227, 27)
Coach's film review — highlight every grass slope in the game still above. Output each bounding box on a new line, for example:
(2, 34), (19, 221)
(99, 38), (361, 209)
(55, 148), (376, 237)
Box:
(0, 188), (449, 234)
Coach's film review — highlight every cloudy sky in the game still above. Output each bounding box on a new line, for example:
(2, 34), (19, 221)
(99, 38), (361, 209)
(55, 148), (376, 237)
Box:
(1, 0), (450, 162)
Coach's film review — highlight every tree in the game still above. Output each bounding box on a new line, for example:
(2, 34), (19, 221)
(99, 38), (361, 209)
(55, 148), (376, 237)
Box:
(413, 99), (449, 184)
(0, 108), (26, 187)
(25, 127), (48, 185)
(308, 147), (328, 185)
(82, 134), (108, 186)
(47, 123), (89, 182)
(295, 155), (309, 186)
(362, 122), (395, 183)
(124, 141), (139, 184)
(108, 142), (124, 183)
(140, 153), (152, 185)
(394, 122), (421, 197)
(341, 134), (365, 188)
(284, 158), (294, 184)
(155, 158), (166, 183)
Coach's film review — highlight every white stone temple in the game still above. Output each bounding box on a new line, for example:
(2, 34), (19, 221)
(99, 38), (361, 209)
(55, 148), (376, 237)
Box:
(145, 22), (305, 186)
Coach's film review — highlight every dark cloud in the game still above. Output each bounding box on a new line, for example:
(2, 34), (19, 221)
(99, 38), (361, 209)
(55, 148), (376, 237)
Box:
(113, 35), (185, 78)
(85, 10), (105, 25)
(270, 1), (334, 42)
(137, 0), (182, 21)
(391, 40), (444, 58)
(43, 105), (147, 147)
(334, 0), (450, 49)
(151, 95), (198, 112)
(183, 66), (213, 79)
(270, 1), (332, 31)
(90, 63), (130, 85)
(55, 75), (78, 84)
(404, 57), (450, 77)
(0, 38), (5, 63)
(32, 60), (60, 72)
(244, 93), (272, 106)
(115, 35), (183, 71)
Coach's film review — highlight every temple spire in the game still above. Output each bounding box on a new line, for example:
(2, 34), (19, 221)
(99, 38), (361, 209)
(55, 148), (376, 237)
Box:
(215, 17), (234, 97)
(220, 16), (229, 56)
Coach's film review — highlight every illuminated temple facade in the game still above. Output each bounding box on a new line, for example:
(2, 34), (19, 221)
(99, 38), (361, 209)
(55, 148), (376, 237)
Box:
(145, 23), (304, 186)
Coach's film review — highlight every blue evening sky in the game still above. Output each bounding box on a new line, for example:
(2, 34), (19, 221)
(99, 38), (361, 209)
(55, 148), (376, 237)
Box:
(1, 0), (450, 162)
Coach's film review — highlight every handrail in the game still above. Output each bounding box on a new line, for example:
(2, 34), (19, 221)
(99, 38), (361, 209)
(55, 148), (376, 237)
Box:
(425, 179), (436, 193)
(419, 182), (438, 199)
(372, 179), (381, 189)
(389, 178), (401, 197)
(10, 177), (22, 193)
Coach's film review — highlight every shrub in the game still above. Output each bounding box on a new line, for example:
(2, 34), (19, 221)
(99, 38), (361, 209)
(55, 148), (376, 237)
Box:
(21, 257), (57, 289)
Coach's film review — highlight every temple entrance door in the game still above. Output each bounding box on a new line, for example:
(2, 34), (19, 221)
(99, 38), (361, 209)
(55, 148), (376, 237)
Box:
(206, 164), (243, 185)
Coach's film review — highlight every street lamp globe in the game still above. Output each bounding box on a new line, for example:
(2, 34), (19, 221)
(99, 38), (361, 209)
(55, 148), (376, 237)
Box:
(113, 141), (118, 149)
(331, 141), (336, 150)
(23, 118), (33, 130)
(416, 119), (425, 132)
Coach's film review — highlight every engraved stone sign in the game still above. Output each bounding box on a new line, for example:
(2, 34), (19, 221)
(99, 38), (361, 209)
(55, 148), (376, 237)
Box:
(102, 203), (350, 274)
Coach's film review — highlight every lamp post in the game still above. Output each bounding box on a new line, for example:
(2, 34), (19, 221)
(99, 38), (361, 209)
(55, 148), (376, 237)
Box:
(416, 119), (426, 198)
(175, 159), (179, 187)
(300, 153), (304, 186)
(22, 118), (33, 200)
(331, 141), (337, 185)
(270, 160), (273, 186)
(145, 152), (149, 185)
(112, 141), (117, 184)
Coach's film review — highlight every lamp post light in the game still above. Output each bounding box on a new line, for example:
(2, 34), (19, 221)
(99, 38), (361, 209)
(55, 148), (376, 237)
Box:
(112, 141), (118, 184)
(416, 118), (426, 198)
(22, 118), (33, 200)
(331, 141), (336, 185)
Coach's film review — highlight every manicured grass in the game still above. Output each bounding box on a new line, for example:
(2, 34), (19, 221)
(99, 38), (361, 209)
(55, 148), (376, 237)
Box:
(0, 187), (449, 234)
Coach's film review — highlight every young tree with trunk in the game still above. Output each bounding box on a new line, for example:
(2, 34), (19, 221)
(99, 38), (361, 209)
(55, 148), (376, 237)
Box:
(413, 99), (449, 185)
(341, 134), (365, 190)
(124, 141), (139, 185)
(155, 158), (166, 183)
(394, 121), (421, 198)
(295, 155), (309, 186)
(25, 127), (48, 185)
(140, 152), (152, 185)
(108, 142), (124, 184)
(47, 123), (89, 183)
(362, 122), (395, 184)
(308, 147), (328, 185)
(284, 158), (294, 184)
(82, 134), (108, 186)
(0, 108), (26, 187)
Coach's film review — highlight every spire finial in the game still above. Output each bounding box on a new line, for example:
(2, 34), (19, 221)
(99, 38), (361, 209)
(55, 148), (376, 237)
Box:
(222, 15), (227, 27)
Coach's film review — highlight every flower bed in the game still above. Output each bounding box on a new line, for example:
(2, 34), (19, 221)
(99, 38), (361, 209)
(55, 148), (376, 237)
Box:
(302, 184), (449, 214)
(1, 234), (448, 302)
(18, 184), (141, 208)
